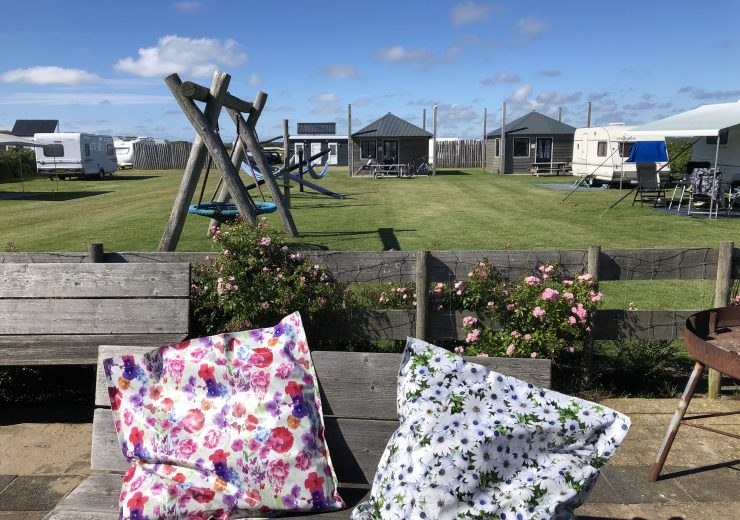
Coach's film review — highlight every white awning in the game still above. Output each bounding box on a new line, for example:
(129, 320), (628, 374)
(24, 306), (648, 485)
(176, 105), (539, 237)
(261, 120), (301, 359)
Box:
(625, 100), (740, 137)
(0, 134), (39, 146)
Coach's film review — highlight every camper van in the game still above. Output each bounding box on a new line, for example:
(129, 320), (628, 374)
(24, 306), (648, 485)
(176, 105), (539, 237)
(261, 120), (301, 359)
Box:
(691, 126), (740, 185)
(571, 124), (670, 186)
(34, 133), (118, 180)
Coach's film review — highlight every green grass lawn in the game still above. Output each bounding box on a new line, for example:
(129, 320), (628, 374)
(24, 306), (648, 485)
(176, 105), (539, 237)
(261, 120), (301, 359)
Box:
(0, 168), (735, 309)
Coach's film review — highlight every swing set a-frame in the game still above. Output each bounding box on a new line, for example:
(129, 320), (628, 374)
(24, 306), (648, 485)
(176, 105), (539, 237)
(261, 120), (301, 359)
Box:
(157, 70), (298, 252)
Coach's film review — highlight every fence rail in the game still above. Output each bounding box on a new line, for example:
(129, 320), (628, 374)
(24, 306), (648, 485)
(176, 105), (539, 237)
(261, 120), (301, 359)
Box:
(435, 139), (483, 168)
(2, 243), (737, 342)
(132, 141), (192, 170)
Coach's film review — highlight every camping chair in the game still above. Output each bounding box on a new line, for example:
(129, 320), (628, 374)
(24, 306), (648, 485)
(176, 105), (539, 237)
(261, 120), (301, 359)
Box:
(669, 161), (711, 211)
(687, 168), (722, 218)
(632, 162), (666, 207)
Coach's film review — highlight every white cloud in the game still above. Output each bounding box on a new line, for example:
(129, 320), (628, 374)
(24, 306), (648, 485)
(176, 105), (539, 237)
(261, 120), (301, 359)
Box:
(517, 17), (549, 39)
(481, 72), (520, 85)
(1, 66), (100, 85)
(509, 84), (534, 105)
(114, 35), (246, 78)
(450, 1), (501, 27)
(535, 91), (582, 105)
(538, 69), (561, 77)
(378, 45), (461, 67)
(308, 92), (337, 103)
(678, 86), (740, 100)
(249, 73), (262, 85)
(310, 105), (342, 115)
(174, 1), (203, 12)
(0, 92), (173, 105)
(322, 64), (357, 79)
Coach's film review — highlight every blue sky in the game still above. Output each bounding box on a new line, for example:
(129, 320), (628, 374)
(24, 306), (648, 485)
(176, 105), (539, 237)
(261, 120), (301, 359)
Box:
(1, 1), (739, 141)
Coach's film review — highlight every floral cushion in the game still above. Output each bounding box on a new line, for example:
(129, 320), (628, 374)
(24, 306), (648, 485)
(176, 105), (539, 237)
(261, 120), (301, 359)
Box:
(353, 338), (630, 520)
(104, 312), (344, 519)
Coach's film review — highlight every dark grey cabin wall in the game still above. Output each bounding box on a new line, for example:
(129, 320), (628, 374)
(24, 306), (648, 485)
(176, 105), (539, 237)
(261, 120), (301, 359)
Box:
(290, 138), (348, 166)
(484, 135), (574, 173)
(351, 137), (430, 171)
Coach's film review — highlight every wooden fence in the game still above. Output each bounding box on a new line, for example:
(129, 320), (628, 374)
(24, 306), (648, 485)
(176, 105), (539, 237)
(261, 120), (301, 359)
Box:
(435, 139), (483, 168)
(132, 141), (192, 170)
(2, 243), (737, 344)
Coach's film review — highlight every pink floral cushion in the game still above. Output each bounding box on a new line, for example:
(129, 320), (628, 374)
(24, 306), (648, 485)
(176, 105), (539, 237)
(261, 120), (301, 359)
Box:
(103, 312), (344, 519)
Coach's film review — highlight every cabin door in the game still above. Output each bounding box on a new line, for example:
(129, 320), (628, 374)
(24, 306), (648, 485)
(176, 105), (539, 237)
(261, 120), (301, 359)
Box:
(294, 143), (304, 164)
(535, 138), (552, 164)
(310, 143), (323, 164)
(383, 140), (399, 163)
(328, 143), (338, 165)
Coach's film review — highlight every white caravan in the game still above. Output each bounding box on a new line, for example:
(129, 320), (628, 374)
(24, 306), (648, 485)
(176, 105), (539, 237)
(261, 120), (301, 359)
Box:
(571, 124), (670, 186)
(34, 133), (118, 179)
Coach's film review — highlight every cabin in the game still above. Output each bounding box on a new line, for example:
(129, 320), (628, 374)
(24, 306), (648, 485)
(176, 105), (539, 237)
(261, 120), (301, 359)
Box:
(288, 122), (348, 166)
(485, 111), (575, 174)
(351, 113), (432, 172)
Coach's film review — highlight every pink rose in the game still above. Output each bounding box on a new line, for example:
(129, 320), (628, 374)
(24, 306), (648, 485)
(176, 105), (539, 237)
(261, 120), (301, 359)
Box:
(524, 334), (532, 341)
(568, 316), (577, 325)
(524, 276), (540, 285)
(590, 292), (603, 302)
(182, 409), (205, 433)
(174, 439), (198, 459)
(506, 303), (516, 311)
(168, 357), (185, 378)
(203, 429), (222, 449)
(267, 459), (290, 488)
(506, 344), (515, 356)
(532, 306), (546, 318)
(465, 329), (480, 343)
(476, 353), (489, 358)
(530, 352), (538, 358)
(563, 280), (574, 286)
(454, 346), (465, 354)
(251, 370), (271, 398)
(578, 273), (593, 283)
(541, 288), (560, 302)
(564, 292), (575, 301)
(259, 237), (271, 246)
(295, 450), (313, 471)
(275, 363), (294, 379)
(462, 316), (478, 327)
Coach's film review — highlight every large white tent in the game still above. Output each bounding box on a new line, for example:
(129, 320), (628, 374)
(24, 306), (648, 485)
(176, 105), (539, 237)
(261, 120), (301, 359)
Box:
(625, 100), (740, 137)
(0, 134), (38, 147)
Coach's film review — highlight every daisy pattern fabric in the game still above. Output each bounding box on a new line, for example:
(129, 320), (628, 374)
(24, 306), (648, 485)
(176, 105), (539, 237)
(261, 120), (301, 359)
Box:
(352, 338), (630, 520)
(103, 312), (344, 519)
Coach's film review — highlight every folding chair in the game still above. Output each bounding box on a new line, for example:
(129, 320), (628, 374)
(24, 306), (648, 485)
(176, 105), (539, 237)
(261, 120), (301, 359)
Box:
(632, 162), (666, 207)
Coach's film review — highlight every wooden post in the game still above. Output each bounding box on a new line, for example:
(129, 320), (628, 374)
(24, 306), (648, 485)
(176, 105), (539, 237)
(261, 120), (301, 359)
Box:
(422, 108), (427, 131)
(347, 104), (352, 176)
(228, 104), (299, 237)
(482, 107), (487, 170)
(158, 71), (231, 251)
(586, 101), (592, 128)
(432, 105), (438, 176)
(282, 119), (291, 208)
(585, 245), (601, 383)
(88, 242), (104, 263)
(558, 107), (562, 122)
(708, 240), (734, 398)
(415, 250), (430, 340)
(500, 102), (506, 174)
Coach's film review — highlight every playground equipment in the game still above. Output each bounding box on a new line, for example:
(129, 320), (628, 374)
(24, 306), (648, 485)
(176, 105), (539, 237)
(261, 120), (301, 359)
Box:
(158, 71), (297, 252)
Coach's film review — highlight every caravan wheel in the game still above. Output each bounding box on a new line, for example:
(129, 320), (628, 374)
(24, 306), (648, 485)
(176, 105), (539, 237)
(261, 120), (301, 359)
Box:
(587, 177), (601, 188)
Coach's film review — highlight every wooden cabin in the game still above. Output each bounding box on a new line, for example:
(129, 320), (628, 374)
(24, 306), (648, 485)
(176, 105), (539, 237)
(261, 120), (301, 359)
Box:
(351, 113), (432, 172)
(485, 112), (575, 174)
(288, 122), (348, 166)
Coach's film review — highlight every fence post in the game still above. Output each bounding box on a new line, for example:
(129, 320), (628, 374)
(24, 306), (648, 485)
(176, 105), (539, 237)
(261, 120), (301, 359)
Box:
(708, 240), (734, 398)
(416, 251), (430, 340)
(584, 245), (601, 384)
(88, 242), (104, 263)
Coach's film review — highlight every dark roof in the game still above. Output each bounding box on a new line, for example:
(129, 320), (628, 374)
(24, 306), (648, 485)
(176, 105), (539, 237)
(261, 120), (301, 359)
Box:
(11, 119), (59, 137)
(297, 122), (336, 135)
(352, 113), (432, 138)
(487, 111), (574, 137)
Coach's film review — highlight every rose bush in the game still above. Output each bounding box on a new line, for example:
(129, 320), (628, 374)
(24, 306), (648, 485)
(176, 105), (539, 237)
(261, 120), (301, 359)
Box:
(191, 219), (343, 334)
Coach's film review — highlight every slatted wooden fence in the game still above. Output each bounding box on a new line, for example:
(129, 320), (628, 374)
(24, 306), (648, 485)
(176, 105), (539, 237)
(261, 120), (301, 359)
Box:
(2, 243), (737, 343)
(132, 141), (192, 170)
(435, 139), (483, 168)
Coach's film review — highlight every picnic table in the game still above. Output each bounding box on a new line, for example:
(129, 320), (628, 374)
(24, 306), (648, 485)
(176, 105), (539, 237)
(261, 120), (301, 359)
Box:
(370, 163), (407, 178)
(531, 162), (568, 176)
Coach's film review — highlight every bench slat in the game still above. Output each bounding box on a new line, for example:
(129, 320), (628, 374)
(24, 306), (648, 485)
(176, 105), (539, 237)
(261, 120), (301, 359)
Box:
(91, 408), (396, 486)
(0, 263), (190, 298)
(0, 335), (188, 365)
(0, 299), (188, 335)
(46, 473), (369, 519)
(95, 349), (552, 412)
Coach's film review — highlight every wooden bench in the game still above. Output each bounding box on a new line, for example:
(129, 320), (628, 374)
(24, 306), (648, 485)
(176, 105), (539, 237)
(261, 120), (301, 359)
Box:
(0, 263), (191, 365)
(45, 345), (551, 518)
(530, 162), (568, 176)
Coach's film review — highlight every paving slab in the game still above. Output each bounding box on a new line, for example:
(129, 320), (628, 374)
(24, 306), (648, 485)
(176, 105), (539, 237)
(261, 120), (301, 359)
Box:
(0, 424), (91, 476)
(600, 466), (694, 504)
(0, 476), (80, 512)
(602, 397), (740, 416)
(577, 501), (740, 520)
(0, 478), (14, 494)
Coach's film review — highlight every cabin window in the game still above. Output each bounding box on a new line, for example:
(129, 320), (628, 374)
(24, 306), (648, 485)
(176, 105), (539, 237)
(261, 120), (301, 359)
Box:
(494, 138), (500, 157)
(513, 138), (529, 157)
(360, 140), (376, 159)
(596, 141), (607, 157)
(84, 144), (91, 157)
(618, 142), (634, 157)
(706, 130), (728, 145)
(42, 144), (64, 157)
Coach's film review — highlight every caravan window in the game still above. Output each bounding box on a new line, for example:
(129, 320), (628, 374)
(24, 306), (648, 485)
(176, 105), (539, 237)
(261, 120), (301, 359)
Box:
(42, 144), (64, 157)
(618, 142), (634, 157)
(84, 143), (90, 157)
(106, 144), (115, 157)
(513, 138), (529, 157)
(596, 141), (607, 157)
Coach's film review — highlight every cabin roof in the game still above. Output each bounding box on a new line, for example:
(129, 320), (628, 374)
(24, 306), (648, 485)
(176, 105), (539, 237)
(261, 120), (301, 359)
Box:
(488, 111), (575, 137)
(352, 113), (432, 139)
(11, 119), (59, 137)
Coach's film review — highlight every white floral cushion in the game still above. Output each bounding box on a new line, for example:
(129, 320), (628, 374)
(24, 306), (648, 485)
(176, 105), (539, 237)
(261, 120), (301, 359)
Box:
(104, 312), (344, 519)
(353, 338), (630, 520)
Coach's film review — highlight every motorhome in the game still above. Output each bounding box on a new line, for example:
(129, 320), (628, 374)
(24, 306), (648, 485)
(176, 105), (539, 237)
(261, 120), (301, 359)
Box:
(571, 124), (669, 186)
(34, 133), (118, 179)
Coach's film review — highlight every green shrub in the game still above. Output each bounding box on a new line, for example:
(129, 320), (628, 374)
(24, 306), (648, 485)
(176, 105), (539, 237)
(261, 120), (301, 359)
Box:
(0, 148), (36, 182)
(191, 219), (345, 334)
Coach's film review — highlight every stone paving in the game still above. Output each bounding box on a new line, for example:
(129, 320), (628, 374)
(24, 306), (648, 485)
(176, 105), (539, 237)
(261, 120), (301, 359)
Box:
(0, 398), (738, 519)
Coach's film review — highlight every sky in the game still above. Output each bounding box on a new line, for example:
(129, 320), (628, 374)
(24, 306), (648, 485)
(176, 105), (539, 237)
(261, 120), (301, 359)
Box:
(1, 1), (740, 142)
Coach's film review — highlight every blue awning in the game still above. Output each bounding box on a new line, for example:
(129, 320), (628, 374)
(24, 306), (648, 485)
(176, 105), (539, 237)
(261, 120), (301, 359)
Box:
(626, 141), (668, 163)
